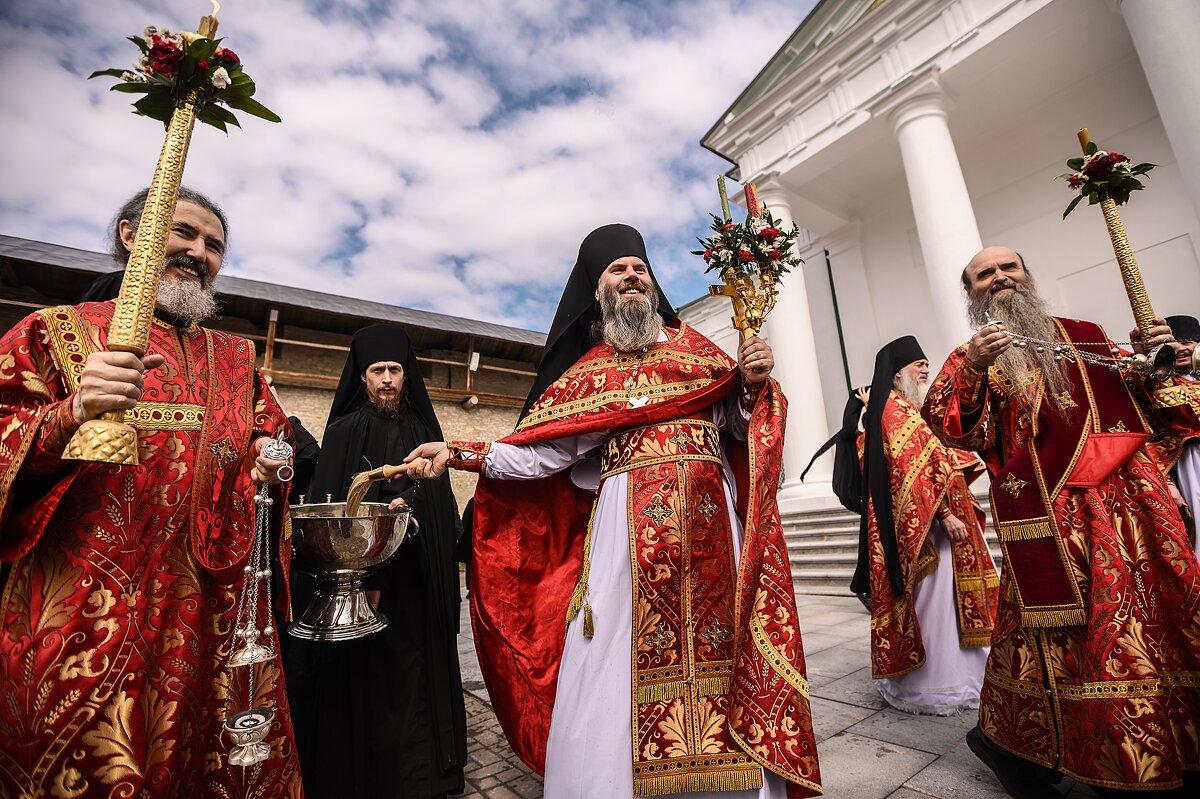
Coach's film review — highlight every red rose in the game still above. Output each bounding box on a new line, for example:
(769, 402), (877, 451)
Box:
(1067, 175), (1083, 189)
(758, 227), (780, 240)
(738, 250), (754, 262)
(216, 47), (240, 66)
(148, 35), (184, 76)
(703, 249), (712, 262)
(767, 249), (782, 260)
(721, 224), (736, 232)
(197, 58), (209, 71)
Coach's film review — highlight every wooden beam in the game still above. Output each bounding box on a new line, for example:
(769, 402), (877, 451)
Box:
(263, 308), (279, 371)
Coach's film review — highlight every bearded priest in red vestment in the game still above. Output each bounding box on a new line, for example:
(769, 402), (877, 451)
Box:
(0, 188), (302, 798)
(849, 336), (998, 715)
(406, 224), (821, 798)
(922, 246), (1200, 798)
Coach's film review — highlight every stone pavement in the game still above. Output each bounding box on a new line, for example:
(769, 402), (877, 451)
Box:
(456, 589), (1100, 798)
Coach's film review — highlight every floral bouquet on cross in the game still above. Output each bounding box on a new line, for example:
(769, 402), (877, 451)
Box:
(1058, 142), (1155, 218)
(692, 176), (803, 340)
(90, 25), (280, 131)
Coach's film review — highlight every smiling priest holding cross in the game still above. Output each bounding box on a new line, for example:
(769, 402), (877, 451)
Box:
(405, 222), (821, 798)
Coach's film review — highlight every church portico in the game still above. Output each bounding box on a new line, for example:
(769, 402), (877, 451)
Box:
(691, 0), (1200, 523)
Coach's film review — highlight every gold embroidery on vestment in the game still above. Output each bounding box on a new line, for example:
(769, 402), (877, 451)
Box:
(126, 402), (205, 431)
(1000, 473), (1028, 498)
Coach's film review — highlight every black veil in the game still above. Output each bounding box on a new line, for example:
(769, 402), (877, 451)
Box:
(849, 335), (925, 598)
(521, 224), (677, 417)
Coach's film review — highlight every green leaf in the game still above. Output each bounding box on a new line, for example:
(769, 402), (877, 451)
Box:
(1062, 195), (1084, 218)
(199, 115), (229, 132)
(1085, 141), (1098, 155)
(132, 93), (174, 122)
(223, 95), (281, 123)
(111, 83), (155, 94)
(1067, 158), (1085, 170)
(129, 35), (149, 52)
(89, 68), (128, 79)
(188, 39), (220, 61)
(199, 103), (241, 129)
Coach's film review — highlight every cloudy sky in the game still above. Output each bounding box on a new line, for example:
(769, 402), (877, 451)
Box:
(0, 0), (814, 331)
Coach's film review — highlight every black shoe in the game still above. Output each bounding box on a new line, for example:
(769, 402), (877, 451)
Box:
(966, 726), (1060, 799)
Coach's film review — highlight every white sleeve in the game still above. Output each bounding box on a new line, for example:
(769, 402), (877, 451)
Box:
(714, 386), (751, 441)
(483, 431), (606, 481)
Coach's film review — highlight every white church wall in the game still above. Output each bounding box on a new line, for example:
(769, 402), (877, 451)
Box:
(963, 54), (1200, 338)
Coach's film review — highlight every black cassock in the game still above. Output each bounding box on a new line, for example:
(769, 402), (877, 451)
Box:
(284, 403), (467, 798)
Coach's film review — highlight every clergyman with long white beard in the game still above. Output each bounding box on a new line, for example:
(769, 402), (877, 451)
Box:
(843, 335), (998, 717)
(923, 245), (1200, 798)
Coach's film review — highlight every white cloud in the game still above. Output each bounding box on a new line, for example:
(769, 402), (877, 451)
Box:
(0, 0), (815, 330)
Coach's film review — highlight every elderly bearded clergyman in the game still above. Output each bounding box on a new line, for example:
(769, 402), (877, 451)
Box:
(405, 224), (822, 798)
(0, 187), (301, 797)
(922, 246), (1200, 798)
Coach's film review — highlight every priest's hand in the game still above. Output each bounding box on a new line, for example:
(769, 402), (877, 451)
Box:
(738, 336), (774, 385)
(405, 442), (450, 479)
(1168, 481), (1186, 508)
(941, 513), (970, 542)
(388, 497), (409, 510)
(1130, 318), (1176, 356)
(967, 322), (1011, 369)
(71, 351), (167, 423)
(251, 436), (292, 485)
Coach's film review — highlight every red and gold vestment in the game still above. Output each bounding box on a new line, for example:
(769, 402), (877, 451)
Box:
(0, 303), (301, 798)
(862, 392), (999, 680)
(453, 322), (821, 797)
(923, 317), (1200, 791)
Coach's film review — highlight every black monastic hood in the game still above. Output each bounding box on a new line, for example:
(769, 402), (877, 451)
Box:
(520, 224), (677, 417)
(326, 323), (442, 439)
(850, 335), (926, 598)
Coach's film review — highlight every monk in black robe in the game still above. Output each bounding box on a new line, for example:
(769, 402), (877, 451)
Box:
(284, 324), (467, 798)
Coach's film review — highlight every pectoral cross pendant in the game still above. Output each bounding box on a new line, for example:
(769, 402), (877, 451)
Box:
(628, 395), (649, 408)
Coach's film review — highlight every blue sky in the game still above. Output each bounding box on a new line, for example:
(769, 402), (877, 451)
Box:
(0, 0), (816, 332)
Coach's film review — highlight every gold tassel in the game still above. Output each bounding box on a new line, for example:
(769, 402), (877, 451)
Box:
(565, 501), (599, 637)
(1021, 606), (1086, 628)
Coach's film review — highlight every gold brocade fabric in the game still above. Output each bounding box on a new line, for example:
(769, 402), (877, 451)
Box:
(0, 305), (301, 798)
(600, 419), (763, 795)
(924, 341), (1200, 791)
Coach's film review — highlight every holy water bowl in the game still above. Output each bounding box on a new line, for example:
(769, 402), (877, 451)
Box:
(288, 502), (417, 642)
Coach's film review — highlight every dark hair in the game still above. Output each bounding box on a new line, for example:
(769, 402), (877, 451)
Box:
(960, 251), (1028, 291)
(109, 186), (228, 263)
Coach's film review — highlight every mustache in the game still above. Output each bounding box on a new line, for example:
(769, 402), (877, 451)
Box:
(164, 254), (208, 287)
(990, 278), (1017, 293)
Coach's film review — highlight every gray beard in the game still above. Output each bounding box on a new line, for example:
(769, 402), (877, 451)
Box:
(157, 273), (218, 325)
(598, 281), (661, 353)
(894, 375), (926, 408)
(966, 278), (1072, 415)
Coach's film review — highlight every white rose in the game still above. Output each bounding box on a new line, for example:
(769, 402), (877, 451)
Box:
(211, 67), (231, 89)
(143, 25), (158, 38)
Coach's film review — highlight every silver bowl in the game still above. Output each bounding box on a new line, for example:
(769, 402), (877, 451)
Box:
(288, 502), (417, 642)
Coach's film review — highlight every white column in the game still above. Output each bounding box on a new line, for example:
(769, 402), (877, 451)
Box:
(891, 93), (981, 357)
(1118, 0), (1200, 219)
(755, 180), (832, 508)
